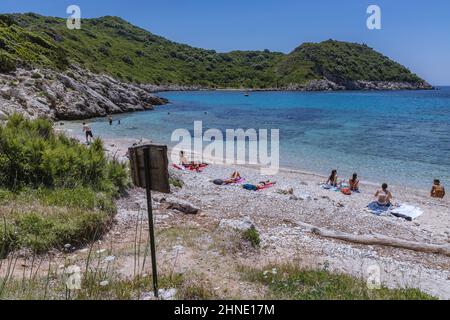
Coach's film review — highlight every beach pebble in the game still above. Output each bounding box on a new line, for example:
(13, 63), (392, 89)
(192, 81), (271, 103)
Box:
(219, 217), (255, 232)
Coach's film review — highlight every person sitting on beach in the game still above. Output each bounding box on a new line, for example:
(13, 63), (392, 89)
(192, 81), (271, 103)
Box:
(375, 183), (393, 207)
(179, 151), (189, 166)
(326, 170), (338, 187)
(431, 179), (445, 199)
(349, 173), (360, 192)
(82, 123), (93, 144)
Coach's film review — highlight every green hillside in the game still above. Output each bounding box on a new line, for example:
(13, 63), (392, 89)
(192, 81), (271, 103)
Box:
(0, 13), (427, 88)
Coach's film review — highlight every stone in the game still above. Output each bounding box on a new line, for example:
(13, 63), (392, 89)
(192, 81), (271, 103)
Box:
(219, 216), (255, 232)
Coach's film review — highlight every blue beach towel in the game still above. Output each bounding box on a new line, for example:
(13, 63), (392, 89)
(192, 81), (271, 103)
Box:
(367, 201), (392, 216)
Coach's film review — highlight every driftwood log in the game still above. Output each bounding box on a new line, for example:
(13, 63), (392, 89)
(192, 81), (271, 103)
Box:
(163, 197), (199, 215)
(296, 222), (450, 257)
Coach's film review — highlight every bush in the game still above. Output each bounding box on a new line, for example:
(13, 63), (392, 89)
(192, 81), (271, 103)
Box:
(121, 56), (134, 65)
(0, 53), (16, 73)
(0, 114), (126, 192)
(242, 226), (260, 248)
(0, 115), (130, 255)
(13, 209), (110, 253)
(31, 72), (42, 79)
(242, 263), (436, 300)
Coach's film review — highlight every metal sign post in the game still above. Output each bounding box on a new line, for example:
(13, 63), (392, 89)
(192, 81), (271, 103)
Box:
(128, 144), (170, 299)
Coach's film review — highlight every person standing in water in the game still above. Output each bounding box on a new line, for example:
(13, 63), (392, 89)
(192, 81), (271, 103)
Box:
(83, 123), (93, 144)
(108, 114), (113, 126)
(431, 179), (445, 198)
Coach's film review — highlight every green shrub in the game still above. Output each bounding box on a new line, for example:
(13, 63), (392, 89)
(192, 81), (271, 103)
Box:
(242, 264), (436, 300)
(13, 210), (110, 253)
(0, 52), (16, 73)
(0, 115), (130, 255)
(242, 226), (260, 248)
(0, 220), (16, 259)
(0, 115), (125, 191)
(31, 72), (42, 79)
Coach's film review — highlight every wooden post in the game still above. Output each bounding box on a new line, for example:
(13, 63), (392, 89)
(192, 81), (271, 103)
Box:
(143, 146), (159, 298)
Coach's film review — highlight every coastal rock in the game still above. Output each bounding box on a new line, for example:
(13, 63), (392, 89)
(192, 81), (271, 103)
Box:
(0, 65), (169, 121)
(164, 197), (200, 215)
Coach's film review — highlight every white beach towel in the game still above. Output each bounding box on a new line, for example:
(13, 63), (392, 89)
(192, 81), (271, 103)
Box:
(390, 204), (424, 220)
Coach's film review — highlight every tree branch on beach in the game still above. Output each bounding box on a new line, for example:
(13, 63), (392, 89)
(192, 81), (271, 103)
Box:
(296, 222), (450, 257)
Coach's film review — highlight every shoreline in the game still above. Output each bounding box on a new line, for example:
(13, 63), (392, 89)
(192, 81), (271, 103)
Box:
(59, 126), (434, 194)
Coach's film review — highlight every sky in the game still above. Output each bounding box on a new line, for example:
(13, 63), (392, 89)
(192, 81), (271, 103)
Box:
(1, 0), (449, 85)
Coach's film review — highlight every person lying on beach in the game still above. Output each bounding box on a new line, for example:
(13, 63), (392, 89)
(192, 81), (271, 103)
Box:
(325, 170), (338, 187)
(256, 181), (276, 190)
(375, 183), (393, 207)
(223, 171), (243, 184)
(349, 173), (360, 192)
(431, 179), (445, 198)
(243, 181), (276, 191)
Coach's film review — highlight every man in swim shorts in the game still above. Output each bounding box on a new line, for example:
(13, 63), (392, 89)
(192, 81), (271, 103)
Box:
(83, 122), (93, 144)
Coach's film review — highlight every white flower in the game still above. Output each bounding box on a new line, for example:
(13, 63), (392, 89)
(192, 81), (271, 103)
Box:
(272, 268), (278, 275)
(65, 265), (81, 274)
(103, 255), (116, 263)
(99, 280), (109, 287)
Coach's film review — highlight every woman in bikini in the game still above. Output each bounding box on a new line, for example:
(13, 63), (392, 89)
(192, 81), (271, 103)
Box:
(326, 170), (338, 187)
(375, 183), (393, 207)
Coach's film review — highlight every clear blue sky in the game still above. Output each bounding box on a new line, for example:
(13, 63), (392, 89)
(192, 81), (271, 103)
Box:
(1, 0), (449, 85)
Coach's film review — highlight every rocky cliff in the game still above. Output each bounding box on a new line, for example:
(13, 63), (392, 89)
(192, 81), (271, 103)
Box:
(0, 65), (169, 120)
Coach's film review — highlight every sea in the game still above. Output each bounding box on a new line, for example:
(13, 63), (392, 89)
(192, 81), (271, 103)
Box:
(64, 88), (450, 189)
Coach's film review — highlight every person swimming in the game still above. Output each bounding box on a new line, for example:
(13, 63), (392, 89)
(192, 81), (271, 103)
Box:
(326, 170), (338, 187)
(349, 173), (359, 191)
(375, 183), (393, 207)
(431, 179), (445, 199)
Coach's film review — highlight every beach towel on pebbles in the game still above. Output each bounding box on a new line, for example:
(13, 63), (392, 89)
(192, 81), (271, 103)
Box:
(367, 202), (391, 216)
(366, 202), (424, 221)
(390, 204), (423, 221)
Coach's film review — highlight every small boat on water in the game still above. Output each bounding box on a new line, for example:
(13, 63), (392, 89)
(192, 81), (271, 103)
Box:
(244, 91), (249, 97)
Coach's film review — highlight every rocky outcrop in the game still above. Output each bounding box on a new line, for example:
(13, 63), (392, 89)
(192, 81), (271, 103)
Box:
(344, 80), (433, 91)
(249, 79), (432, 92)
(0, 65), (169, 120)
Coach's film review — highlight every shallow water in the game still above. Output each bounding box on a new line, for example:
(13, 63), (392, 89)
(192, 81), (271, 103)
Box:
(64, 88), (450, 189)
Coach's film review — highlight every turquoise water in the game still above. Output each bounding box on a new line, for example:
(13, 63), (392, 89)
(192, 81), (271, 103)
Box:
(65, 88), (450, 189)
